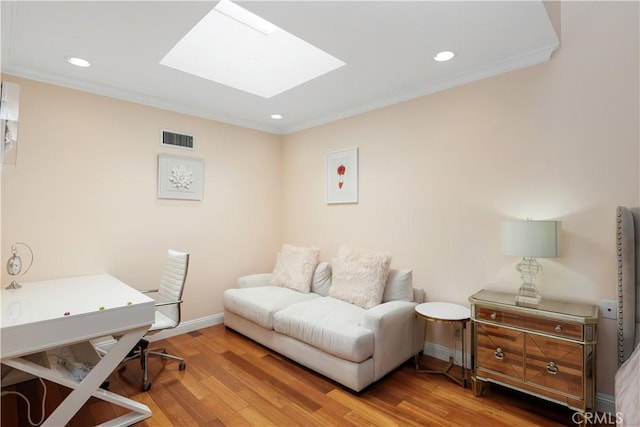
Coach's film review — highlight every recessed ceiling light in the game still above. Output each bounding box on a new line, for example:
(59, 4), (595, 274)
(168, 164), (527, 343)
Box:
(271, 114), (283, 120)
(434, 51), (455, 62)
(66, 57), (91, 67)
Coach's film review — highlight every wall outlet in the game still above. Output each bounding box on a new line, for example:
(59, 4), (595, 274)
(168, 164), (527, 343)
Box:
(600, 300), (617, 320)
(454, 326), (461, 339)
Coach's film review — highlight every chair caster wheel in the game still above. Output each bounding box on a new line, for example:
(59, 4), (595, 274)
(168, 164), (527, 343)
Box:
(179, 362), (186, 371)
(142, 383), (151, 392)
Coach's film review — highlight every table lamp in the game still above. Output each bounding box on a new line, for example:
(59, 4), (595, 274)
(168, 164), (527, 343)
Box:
(501, 220), (561, 307)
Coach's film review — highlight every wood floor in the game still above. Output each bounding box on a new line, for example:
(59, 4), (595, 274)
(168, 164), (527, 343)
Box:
(1, 324), (612, 426)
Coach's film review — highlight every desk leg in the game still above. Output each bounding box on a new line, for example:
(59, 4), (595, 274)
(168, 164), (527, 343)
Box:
(3, 326), (151, 427)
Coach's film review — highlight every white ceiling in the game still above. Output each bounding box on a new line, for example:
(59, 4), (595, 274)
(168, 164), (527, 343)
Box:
(1, 1), (559, 135)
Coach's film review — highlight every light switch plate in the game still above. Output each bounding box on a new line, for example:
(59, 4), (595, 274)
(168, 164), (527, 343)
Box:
(600, 300), (617, 320)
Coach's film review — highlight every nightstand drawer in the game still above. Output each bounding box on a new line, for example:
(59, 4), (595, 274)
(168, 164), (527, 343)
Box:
(522, 316), (583, 341)
(476, 307), (582, 340)
(476, 323), (524, 379)
(525, 334), (584, 399)
(476, 307), (523, 328)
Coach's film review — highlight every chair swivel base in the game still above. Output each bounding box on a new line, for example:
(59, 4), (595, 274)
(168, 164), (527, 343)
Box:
(119, 340), (186, 391)
(141, 349), (186, 391)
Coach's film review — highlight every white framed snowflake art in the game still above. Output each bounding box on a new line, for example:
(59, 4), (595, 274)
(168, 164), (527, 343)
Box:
(158, 154), (204, 200)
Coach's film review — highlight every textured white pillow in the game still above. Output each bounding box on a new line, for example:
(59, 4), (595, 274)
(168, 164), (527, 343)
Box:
(269, 245), (320, 293)
(330, 246), (392, 309)
(383, 269), (414, 302)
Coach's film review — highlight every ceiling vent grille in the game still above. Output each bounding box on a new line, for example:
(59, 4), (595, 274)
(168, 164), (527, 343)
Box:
(161, 129), (194, 150)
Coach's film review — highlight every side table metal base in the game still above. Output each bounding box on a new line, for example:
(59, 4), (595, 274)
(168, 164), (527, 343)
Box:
(413, 302), (470, 388)
(415, 354), (467, 387)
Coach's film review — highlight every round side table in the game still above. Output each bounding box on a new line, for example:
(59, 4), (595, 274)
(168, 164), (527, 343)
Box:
(414, 302), (470, 387)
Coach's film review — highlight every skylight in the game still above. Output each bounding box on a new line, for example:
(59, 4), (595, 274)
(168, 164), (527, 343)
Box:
(160, 0), (346, 99)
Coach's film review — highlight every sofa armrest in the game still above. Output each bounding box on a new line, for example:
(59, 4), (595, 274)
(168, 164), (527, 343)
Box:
(362, 300), (419, 380)
(237, 273), (273, 288)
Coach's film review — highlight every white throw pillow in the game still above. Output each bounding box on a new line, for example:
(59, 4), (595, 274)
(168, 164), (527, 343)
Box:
(311, 261), (332, 296)
(329, 246), (392, 309)
(383, 269), (413, 302)
(269, 244), (320, 293)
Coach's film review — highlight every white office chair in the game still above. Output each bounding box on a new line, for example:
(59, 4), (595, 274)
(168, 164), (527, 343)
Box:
(120, 249), (189, 391)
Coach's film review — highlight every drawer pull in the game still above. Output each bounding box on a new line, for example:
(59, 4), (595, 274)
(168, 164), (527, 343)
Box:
(490, 312), (497, 320)
(494, 347), (504, 360)
(546, 361), (559, 375)
(555, 325), (563, 333)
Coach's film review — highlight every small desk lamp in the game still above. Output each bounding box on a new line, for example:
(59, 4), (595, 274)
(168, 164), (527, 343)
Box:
(501, 220), (561, 307)
(6, 242), (33, 289)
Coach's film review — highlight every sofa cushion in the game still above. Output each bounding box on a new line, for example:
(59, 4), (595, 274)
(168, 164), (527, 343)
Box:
(269, 244), (320, 293)
(329, 246), (392, 309)
(311, 261), (332, 296)
(224, 286), (321, 330)
(274, 297), (374, 363)
(383, 269), (413, 302)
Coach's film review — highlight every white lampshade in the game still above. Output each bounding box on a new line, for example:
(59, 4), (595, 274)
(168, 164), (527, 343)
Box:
(501, 220), (561, 258)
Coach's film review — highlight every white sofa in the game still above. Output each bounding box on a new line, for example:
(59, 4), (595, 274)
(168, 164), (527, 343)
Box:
(223, 261), (425, 392)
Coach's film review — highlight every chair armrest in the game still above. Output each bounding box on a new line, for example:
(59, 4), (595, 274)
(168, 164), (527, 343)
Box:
(362, 300), (419, 380)
(141, 289), (159, 294)
(237, 273), (273, 288)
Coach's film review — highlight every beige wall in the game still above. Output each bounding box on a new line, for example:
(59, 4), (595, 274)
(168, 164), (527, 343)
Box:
(1, 1), (637, 401)
(282, 1), (639, 397)
(1, 76), (283, 320)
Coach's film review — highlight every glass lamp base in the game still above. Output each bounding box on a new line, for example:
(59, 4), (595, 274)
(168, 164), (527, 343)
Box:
(514, 257), (542, 307)
(515, 283), (541, 307)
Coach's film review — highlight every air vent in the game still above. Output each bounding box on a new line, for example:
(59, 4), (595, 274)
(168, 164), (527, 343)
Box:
(161, 129), (194, 150)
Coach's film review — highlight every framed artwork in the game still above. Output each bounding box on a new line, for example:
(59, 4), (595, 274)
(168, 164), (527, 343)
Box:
(158, 154), (204, 200)
(326, 147), (358, 204)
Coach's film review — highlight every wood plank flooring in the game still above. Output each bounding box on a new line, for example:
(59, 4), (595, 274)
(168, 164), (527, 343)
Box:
(1, 324), (613, 426)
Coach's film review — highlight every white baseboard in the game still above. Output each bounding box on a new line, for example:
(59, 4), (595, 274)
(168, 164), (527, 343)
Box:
(422, 340), (471, 367)
(595, 393), (615, 416)
(93, 313), (225, 354)
(422, 341), (615, 416)
(146, 313), (225, 341)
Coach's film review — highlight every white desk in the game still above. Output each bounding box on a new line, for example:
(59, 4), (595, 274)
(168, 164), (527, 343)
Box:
(1, 274), (155, 426)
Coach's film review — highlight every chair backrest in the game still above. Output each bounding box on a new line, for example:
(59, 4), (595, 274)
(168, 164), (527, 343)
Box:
(157, 249), (189, 327)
